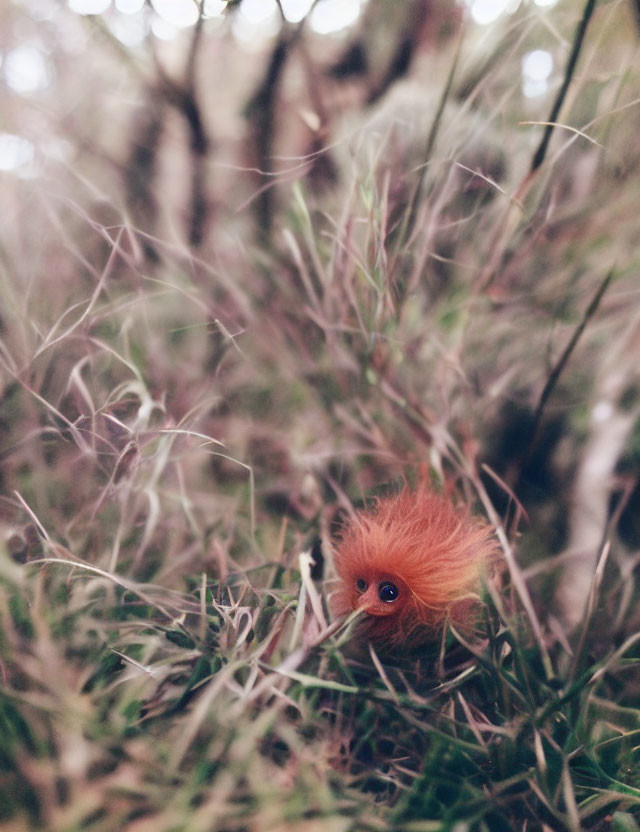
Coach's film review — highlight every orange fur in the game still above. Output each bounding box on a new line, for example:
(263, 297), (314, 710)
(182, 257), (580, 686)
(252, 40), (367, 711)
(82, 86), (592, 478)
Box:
(331, 487), (499, 647)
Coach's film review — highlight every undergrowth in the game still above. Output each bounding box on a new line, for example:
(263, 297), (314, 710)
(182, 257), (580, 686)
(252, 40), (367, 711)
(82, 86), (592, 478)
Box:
(1, 0), (640, 829)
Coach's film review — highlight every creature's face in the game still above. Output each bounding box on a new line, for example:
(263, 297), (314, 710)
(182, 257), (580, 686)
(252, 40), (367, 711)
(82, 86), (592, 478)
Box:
(349, 572), (409, 618)
(331, 487), (498, 647)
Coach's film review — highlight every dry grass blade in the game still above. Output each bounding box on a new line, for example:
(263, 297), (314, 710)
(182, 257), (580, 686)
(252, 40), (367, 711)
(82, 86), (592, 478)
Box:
(569, 541), (610, 682)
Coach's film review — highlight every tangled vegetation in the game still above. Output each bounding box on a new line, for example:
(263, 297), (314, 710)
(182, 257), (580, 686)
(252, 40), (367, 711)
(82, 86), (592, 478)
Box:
(1, 0), (640, 829)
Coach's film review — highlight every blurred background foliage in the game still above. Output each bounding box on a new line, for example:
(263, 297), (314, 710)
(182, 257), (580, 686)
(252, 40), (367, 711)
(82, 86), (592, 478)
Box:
(1, 0), (640, 829)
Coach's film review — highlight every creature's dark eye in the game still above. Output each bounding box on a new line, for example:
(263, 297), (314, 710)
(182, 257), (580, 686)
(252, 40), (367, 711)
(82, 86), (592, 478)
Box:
(378, 581), (399, 603)
(356, 578), (367, 592)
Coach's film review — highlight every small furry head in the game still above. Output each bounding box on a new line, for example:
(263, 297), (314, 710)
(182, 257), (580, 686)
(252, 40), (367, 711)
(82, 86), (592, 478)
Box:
(331, 487), (499, 648)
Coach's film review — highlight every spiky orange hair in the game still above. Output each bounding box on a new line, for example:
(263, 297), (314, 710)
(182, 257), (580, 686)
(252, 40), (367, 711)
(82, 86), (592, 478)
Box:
(332, 487), (498, 648)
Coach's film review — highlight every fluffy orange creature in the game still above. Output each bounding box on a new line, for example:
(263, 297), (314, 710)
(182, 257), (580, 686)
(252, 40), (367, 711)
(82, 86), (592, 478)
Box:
(332, 487), (498, 648)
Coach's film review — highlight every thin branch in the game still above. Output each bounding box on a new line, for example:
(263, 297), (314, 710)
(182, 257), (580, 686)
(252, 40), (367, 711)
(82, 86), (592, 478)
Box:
(515, 268), (614, 492)
(530, 0), (597, 173)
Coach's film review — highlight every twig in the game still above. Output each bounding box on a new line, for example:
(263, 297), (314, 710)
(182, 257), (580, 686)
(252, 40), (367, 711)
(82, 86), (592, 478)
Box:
(530, 0), (597, 173)
(393, 29), (464, 260)
(515, 267), (614, 491)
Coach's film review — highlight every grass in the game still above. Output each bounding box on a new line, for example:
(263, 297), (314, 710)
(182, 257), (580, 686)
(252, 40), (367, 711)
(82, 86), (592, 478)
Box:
(2, 534), (640, 829)
(2, 0), (640, 829)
